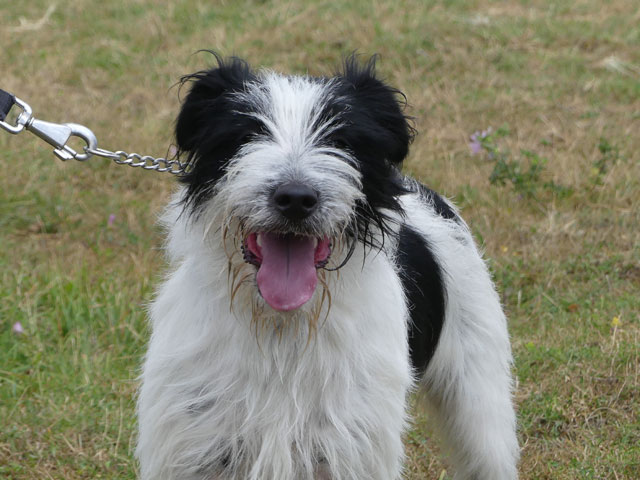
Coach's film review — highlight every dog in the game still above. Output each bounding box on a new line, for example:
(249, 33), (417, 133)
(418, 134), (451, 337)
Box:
(136, 54), (519, 480)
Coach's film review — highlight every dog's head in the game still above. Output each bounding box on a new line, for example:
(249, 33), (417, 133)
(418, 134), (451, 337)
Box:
(175, 53), (412, 313)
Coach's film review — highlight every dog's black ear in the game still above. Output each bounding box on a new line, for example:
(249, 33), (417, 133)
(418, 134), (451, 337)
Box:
(176, 54), (254, 153)
(175, 54), (257, 209)
(336, 54), (414, 167)
(332, 55), (415, 251)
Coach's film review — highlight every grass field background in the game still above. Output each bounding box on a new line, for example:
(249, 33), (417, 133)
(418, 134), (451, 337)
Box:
(1, 1), (638, 478)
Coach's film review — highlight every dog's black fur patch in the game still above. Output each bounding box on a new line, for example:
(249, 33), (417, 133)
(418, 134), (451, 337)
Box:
(416, 183), (459, 222)
(328, 56), (414, 255)
(176, 54), (261, 211)
(396, 223), (446, 373)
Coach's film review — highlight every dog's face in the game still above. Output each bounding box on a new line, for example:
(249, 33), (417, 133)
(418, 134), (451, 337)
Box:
(175, 55), (412, 313)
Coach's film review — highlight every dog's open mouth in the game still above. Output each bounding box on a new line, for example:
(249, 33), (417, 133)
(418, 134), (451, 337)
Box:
(242, 233), (331, 311)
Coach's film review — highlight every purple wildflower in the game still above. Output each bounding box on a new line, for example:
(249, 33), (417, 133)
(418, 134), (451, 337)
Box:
(469, 128), (492, 155)
(469, 133), (483, 155)
(12, 321), (24, 334)
(108, 214), (116, 227)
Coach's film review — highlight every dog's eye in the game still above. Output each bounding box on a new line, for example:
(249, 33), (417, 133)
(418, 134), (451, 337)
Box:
(237, 131), (264, 145)
(331, 138), (349, 150)
(238, 134), (254, 144)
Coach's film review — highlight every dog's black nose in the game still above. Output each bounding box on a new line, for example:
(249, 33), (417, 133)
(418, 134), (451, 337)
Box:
(273, 183), (319, 220)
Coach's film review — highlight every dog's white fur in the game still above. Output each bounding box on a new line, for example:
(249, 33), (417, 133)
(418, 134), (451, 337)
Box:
(136, 69), (519, 479)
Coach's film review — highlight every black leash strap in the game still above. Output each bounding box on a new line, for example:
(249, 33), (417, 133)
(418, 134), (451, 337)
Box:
(0, 89), (15, 122)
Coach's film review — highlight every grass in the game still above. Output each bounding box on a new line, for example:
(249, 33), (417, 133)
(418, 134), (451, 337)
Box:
(1, 0), (638, 478)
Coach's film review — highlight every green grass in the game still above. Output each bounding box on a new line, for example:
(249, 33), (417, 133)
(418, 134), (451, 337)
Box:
(1, 1), (639, 478)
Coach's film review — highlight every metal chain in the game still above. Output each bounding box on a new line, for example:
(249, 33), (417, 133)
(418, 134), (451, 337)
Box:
(86, 147), (189, 175)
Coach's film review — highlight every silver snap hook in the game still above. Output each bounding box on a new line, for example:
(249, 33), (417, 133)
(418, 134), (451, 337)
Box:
(26, 119), (98, 161)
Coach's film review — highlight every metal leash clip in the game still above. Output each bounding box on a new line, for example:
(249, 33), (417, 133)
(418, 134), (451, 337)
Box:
(0, 93), (97, 161)
(1, 89), (188, 174)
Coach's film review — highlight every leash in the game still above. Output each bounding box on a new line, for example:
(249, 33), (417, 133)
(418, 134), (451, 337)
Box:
(0, 88), (188, 175)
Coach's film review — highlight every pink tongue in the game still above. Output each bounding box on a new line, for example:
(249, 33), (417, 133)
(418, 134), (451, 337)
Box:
(256, 233), (318, 311)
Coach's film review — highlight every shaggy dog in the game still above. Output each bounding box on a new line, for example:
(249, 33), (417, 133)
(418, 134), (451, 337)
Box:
(136, 54), (519, 480)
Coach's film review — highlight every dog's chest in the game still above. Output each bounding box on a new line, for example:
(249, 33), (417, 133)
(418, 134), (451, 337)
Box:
(141, 248), (413, 479)
(188, 314), (409, 478)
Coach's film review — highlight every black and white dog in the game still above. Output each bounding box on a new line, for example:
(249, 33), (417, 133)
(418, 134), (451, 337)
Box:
(136, 54), (519, 480)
